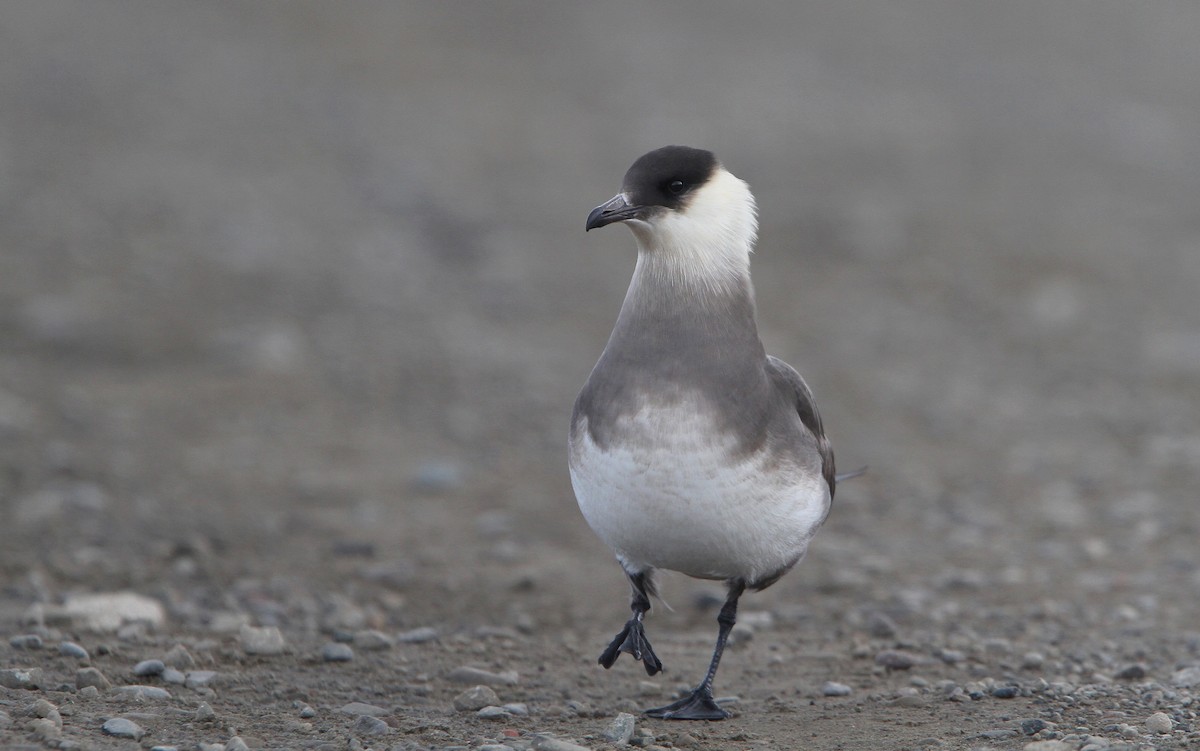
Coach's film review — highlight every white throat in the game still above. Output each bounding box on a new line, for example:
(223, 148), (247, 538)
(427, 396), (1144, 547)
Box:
(627, 168), (759, 296)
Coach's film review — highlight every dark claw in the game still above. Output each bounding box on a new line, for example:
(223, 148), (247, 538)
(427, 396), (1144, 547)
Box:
(598, 616), (663, 675)
(644, 687), (731, 721)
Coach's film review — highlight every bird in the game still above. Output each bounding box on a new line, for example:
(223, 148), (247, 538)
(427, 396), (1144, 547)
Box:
(568, 145), (857, 720)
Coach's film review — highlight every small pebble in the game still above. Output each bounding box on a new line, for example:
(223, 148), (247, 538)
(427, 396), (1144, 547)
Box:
(101, 717), (145, 739)
(454, 685), (500, 711)
(992, 685), (1020, 699)
(76, 666), (111, 691)
(112, 685), (171, 701)
(133, 659), (166, 676)
(194, 702), (216, 721)
(31, 698), (59, 719)
(447, 666), (519, 686)
(321, 642), (354, 662)
(1023, 742), (1073, 751)
(395, 626), (439, 644)
(163, 644), (195, 669)
(604, 712), (637, 744)
(297, 703), (316, 718)
(78, 685), (100, 698)
(531, 736), (593, 751)
(150, 746), (180, 751)
(822, 681), (853, 697)
(476, 705), (511, 720)
(240, 624), (287, 655)
(1116, 724), (1139, 739)
(938, 649), (966, 664)
(1145, 712), (1173, 734)
(875, 650), (916, 670)
(162, 667), (186, 684)
(0, 667), (43, 690)
(866, 611), (898, 638)
(1021, 652), (1045, 670)
(353, 630), (395, 650)
(1021, 719), (1049, 735)
(352, 714), (391, 735)
(10, 634), (44, 649)
(1170, 666), (1200, 687)
(339, 701), (389, 717)
(1114, 664), (1146, 681)
(185, 670), (219, 689)
(30, 717), (60, 740)
(637, 680), (662, 697)
(59, 641), (90, 660)
(226, 737), (251, 751)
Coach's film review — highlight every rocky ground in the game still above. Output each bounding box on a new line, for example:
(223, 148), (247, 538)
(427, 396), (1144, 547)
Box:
(3, 4), (1200, 750)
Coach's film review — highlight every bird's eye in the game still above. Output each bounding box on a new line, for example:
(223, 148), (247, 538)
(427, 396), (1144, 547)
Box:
(667, 180), (686, 195)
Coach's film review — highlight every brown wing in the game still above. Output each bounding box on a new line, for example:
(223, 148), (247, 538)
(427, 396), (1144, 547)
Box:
(766, 355), (837, 499)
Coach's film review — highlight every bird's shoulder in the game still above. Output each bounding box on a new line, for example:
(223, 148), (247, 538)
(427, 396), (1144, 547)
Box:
(765, 355), (837, 496)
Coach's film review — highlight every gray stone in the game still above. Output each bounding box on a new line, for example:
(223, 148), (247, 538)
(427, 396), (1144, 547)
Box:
(353, 629), (395, 650)
(1023, 742), (1074, 751)
(992, 685), (1019, 698)
(163, 644), (195, 669)
(1145, 712), (1173, 734)
(821, 681), (853, 697)
(58, 641), (89, 660)
(54, 592), (165, 632)
(321, 642), (354, 662)
(185, 670), (219, 689)
(1114, 664), (1147, 681)
(603, 712), (637, 745)
(150, 746), (180, 751)
(530, 736), (592, 751)
(112, 685), (172, 701)
(133, 659), (166, 676)
(453, 685), (500, 711)
(866, 611), (898, 638)
(240, 624), (287, 655)
(1021, 719), (1049, 735)
(0, 667), (43, 690)
(161, 667), (186, 684)
(31, 699), (59, 720)
(194, 702), (216, 721)
(101, 717), (145, 739)
(410, 460), (464, 493)
(10, 634), (44, 649)
(297, 703), (316, 718)
(75, 667), (111, 691)
(1170, 666), (1200, 687)
(30, 717), (60, 740)
(875, 650), (916, 670)
(339, 701), (389, 717)
(446, 666), (519, 686)
(502, 702), (529, 716)
(396, 626), (439, 643)
(476, 706), (511, 719)
(352, 714), (391, 735)
(78, 685), (100, 698)
(225, 736), (251, 751)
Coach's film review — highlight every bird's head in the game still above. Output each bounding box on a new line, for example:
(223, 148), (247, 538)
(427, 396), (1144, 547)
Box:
(586, 146), (758, 283)
(585, 144), (753, 259)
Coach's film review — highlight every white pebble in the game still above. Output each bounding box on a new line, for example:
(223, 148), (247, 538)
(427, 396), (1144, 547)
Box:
(1145, 711), (1173, 734)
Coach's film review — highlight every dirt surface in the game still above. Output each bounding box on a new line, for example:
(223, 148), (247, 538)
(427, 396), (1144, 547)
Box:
(3, 4), (1200, 750)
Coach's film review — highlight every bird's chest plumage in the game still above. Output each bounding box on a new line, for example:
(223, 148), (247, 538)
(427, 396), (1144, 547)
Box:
(569, 396), (829, 584)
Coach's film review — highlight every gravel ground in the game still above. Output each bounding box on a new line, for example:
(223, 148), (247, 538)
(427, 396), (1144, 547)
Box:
(3, 4), (1200, 750)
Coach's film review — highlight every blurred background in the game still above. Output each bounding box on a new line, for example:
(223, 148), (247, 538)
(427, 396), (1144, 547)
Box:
(2, 2), (1199, 630)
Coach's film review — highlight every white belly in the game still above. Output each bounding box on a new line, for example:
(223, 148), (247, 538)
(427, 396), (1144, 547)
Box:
(569, 405), (829, 584)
